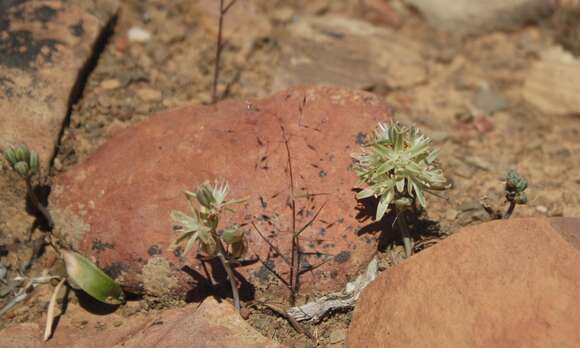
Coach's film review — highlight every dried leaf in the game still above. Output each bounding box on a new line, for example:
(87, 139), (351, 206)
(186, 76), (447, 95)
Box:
(44, 278), (66, 341)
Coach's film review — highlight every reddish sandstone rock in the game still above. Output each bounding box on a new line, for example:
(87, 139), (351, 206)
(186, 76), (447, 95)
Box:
(50, 86), (393, 296)
(0, 297), (283, 348)
(118, 297), (284, 348)
(0, 0), (119, 166)
(0, 0), (119, 248)
(348, 218), (580, 347)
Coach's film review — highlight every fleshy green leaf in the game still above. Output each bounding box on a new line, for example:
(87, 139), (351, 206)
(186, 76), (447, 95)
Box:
(62, 250), (125, 305)
(376, 191), (393, 221)
(356, 188), (376, 200)
(3, 145), (18, 165)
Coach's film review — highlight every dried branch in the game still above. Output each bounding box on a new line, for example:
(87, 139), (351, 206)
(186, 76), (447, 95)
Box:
(252, 222), (291, 266)
(211, 0), (239, 103)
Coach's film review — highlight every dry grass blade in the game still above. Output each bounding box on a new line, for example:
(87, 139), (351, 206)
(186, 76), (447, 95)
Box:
(298, 257), (332, 276)
(280, 125), (299, 305)
(294, 201), (327, 237)
(44, 278), (66, 341)
(251, 222), (291, 266)
(257, 257), (291, 289)
(254, 302), (315, 341)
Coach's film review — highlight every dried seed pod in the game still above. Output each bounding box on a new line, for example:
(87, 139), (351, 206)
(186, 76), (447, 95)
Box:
(230, 239), (247, 259)
(222, 225), (243, 244)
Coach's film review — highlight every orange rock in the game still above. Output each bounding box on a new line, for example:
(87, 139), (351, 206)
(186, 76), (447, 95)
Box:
(348, 218), (580, 347)
(0, 297), (283, 348)
(50, 86), (393, 297)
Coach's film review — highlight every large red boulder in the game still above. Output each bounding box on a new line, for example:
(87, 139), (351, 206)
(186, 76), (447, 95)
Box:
(50, 86), (393, 297)
(348, 218), (580, 347)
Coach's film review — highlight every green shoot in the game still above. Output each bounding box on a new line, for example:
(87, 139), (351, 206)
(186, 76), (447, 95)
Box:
(353, 122), (448, 257)
(171, 181), (247, 311)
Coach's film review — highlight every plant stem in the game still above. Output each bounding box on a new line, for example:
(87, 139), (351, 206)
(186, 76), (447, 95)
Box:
(282, 128), (299, 306)
(213, 231), (240, 312)
(25, 178), (54, 229)
(396, 209), (413, 258)
(211, 0), (238, 104)
(503, 200), (516, 219)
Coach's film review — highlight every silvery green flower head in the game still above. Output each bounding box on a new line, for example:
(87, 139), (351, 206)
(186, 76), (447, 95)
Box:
(3, 144), (39, 179)
(185, 181), (231, 213)
(353, 122), (447, 220)
(171, 181), (247, 258)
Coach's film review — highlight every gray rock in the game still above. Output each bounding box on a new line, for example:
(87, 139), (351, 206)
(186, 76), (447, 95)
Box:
(473, 84), (508, 114)
(523, 46), (580, 116)
(406, 0), (552, 37)
(272, 15), (427, 92)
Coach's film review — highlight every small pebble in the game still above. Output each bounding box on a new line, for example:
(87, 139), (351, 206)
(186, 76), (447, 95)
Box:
(128, 27), (151, 42)
(428, 130), (449, 143)
(136, 88), (162, 102)
(100, 79), (121, 90)
(473, 116), (494, 133)
(463, 156), (491, 171)
(445, 208), (459, 220)
(473, 85), (507, 114)
(458, 200), (482, 212)
(53, 157), (63, 171)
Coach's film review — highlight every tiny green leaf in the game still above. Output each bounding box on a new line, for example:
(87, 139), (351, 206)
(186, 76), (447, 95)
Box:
(14, 144), (29, 162)
(376, 192), (393, 221)
(29, 150), (39, 176)
(13, 161), (30, 178)
(3, 145), (18, 165)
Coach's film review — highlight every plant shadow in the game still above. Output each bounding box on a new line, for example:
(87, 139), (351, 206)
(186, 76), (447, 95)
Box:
(25, 184), (52, 231)
(182, 258), (256, 305)
(75, 288), (120, 315)
(353, 189), (443, 253)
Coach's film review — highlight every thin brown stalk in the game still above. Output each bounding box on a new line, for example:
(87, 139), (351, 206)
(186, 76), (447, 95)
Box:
(503, 200), (516, 219)
(254, 302), (315, 341)
(298, 257), (331, 276)
(281, 126), (299, 305)
(252, 222), (291, 266)
(211, 0), (238, 104)
(213, 232), (240, 312)
(294, 201), (326, 237)
(257, 257), (291, 289)
(395, 208), (413, 258)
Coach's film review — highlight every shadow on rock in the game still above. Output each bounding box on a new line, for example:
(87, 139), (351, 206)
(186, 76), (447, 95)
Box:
(182, 259), (256, 305)
(354, 189), (444, 253)
(75, 288), (120, 315)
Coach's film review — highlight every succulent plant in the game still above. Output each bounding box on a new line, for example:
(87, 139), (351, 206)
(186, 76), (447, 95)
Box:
(171, 181), (246, 311)
(3, 144), (39, 179)
(353, 122), (448, 257)
(503, 169), (528, 218)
